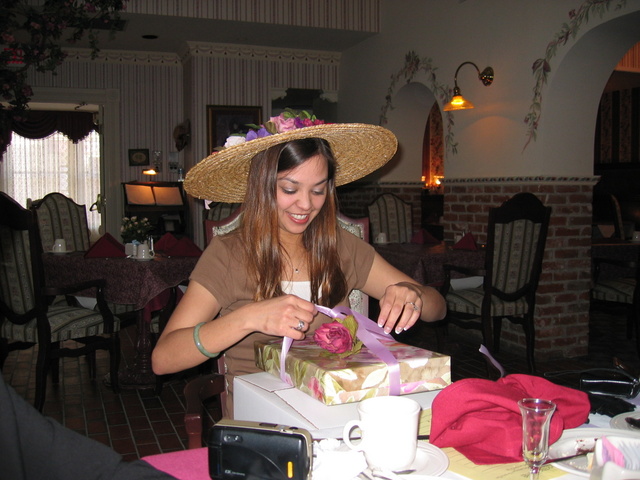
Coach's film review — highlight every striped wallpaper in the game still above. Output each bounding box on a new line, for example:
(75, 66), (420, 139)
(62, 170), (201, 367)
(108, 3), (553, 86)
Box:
(27, 41), (340, 183)
(127, 0), (380, 32)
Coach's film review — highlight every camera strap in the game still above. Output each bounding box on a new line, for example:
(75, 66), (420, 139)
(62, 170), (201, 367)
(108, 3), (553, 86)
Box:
(280, 305), (401, 395)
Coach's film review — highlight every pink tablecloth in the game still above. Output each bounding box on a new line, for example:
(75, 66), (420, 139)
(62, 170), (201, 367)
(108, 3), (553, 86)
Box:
(142, 447), (208, 480)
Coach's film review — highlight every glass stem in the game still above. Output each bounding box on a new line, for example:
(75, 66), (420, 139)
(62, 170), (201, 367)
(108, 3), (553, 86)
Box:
(529, 466), (539, 480)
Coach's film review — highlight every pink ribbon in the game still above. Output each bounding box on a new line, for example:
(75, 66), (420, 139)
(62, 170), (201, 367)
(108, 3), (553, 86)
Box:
(279, 305), (401, 396)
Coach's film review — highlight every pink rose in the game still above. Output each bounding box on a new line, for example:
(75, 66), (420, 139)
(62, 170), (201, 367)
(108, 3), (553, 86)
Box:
(270, 115), (296, 133)
(314, 321), (353, 354)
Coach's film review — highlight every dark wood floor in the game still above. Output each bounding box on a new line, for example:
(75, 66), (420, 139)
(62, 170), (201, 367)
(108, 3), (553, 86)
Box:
(2, 307), (638, 461)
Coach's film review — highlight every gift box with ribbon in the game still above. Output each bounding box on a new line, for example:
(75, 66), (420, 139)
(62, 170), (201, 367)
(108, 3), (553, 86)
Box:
(254, 306), (451, 406)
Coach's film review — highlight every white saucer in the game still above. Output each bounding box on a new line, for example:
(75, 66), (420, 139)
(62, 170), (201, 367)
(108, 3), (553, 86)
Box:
(401, 441), (449, 477)
(611, 411), (640, 431)
(133, 257), (154, 262)
(51, 249), (73, 255)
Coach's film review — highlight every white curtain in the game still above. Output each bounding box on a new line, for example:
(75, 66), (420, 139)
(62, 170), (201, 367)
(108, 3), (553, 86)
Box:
(0, 131), (101, 239)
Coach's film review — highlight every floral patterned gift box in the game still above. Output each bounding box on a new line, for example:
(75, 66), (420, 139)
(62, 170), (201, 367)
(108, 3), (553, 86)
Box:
(254, 337), (451, 406)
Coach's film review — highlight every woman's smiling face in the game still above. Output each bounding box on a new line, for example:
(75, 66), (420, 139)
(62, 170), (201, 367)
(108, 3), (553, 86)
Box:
(276, 154), (328, 236)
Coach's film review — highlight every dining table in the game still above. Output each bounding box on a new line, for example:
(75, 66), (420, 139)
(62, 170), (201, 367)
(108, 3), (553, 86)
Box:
(373, 242), (485, 286)
(140, 377), (640, 480)
(42, 251), (199, 388)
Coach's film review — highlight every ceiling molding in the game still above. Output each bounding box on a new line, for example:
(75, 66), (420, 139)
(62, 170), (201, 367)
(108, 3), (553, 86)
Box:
(184, 41), (341, 65)
(64, 48), (181, 66)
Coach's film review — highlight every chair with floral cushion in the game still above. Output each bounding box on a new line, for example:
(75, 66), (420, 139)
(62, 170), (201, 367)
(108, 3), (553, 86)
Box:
(440, 192), (551, 374)
(367, 193), (413, 243)
(0, 192), (120, 411)
(30, 192), (91, 253)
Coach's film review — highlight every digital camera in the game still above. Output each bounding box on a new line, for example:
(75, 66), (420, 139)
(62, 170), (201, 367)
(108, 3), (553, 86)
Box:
(207, 419), (313, 480)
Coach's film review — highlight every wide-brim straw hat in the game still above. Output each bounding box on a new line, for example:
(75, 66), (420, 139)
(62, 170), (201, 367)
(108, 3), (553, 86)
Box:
(184, 123), (398, 203)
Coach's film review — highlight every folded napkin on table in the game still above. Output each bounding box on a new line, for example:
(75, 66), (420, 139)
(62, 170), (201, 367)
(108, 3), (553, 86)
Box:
(154, 232), (180, 252)
(452, 232), (477, 250)
(411, 228), (441, 245)
(430, 373), (591, 465)
(312, 439), (367, 480)
(163, 236), (202, 257)
(84, 233), (126, 258)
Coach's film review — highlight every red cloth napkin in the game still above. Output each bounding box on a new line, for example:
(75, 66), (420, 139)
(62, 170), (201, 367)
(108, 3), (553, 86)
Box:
(411, 228), (441, 245)
(84, 233), (126, 258)
(155, 232), (179, 253)
(430, 374), (590, 465)
(452, 232), (477, 250)
(164, 237), (202, 257)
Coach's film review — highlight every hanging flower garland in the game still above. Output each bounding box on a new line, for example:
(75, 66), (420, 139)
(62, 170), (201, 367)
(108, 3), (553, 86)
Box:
(524, 0), (628, 150)
(0, 1), (128, 127)
(379, 51), (458, 153)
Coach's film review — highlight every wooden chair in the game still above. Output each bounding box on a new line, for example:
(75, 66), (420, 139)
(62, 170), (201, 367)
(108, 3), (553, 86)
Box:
(440, 192), (551, 373)
(591, 254), (640, 357)
(367, 193), (413, 243)
(183, 373), (226, 449)
(337, 212), (370, 317)
(30, 192), (91, 252)
(0, 192), (120, 411)
(204, 205), (243, 246)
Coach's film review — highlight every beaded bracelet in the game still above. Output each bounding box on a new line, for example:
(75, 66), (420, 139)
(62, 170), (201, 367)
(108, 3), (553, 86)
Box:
(193, 322), (218, 358)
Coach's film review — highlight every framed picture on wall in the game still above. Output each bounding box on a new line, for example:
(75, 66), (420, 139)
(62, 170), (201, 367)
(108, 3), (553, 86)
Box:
(207, 105), (262, 153)
(128, 148), (150, 166)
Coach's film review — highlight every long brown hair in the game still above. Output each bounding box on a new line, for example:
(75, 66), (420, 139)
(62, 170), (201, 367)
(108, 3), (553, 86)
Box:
(240, 138), (347, 306)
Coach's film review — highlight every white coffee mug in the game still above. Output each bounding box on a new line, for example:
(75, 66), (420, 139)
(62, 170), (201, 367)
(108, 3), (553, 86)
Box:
(52, 238), (66, 253)
(136, 244), (155, 260)
(375, 232), (388, 244)
(342, 396), (421, 471)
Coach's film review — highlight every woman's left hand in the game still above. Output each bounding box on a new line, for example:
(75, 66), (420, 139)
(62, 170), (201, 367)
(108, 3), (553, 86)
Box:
(377, 281), (424, 334)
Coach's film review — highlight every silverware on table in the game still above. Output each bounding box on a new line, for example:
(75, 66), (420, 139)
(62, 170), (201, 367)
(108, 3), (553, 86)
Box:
(544, 450), (594, 465)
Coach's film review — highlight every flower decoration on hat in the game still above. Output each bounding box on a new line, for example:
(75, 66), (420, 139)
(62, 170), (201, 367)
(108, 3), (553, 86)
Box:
(222, 109), (325, 149)
(314, 315), (363, 358)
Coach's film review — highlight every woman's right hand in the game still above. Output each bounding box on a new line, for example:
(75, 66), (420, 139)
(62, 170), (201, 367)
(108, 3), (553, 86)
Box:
(245, 294), (317, 339)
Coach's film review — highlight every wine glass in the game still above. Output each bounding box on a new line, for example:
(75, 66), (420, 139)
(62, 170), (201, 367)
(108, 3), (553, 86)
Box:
(518, 398), (556, 480)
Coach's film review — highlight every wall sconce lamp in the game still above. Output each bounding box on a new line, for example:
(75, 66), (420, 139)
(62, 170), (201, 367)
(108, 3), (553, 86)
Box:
(443, 61), (494, 111)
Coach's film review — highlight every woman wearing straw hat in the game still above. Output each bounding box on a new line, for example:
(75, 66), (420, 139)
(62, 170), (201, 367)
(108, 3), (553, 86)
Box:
(152, 111), (446, 416)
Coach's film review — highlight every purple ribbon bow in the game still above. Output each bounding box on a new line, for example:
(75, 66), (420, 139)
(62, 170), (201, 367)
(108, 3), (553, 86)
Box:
(279, 305), (401, 396)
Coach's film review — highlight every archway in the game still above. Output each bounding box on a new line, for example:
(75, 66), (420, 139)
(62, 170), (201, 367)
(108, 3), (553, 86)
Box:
(380, 81), (437, 183)
(537, 9), (640, 176)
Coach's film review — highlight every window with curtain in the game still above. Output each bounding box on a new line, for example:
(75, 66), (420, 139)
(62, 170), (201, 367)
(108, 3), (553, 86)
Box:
(0, 131), (101, 239)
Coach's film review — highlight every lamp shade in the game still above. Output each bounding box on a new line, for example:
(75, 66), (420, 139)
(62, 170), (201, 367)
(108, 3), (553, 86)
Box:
(443, 94), (475, 111)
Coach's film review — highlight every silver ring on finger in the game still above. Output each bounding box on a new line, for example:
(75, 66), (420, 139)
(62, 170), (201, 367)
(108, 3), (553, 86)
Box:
(406, 301), (420, 312)
(294, 320), (305, 331)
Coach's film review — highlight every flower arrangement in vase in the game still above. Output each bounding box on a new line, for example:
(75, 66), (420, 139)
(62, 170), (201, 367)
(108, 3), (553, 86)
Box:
(120, 216), (152, 244)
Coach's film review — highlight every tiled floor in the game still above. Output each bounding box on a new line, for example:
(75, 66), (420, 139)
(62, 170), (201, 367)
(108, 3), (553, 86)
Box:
(2, 307), (639, 461)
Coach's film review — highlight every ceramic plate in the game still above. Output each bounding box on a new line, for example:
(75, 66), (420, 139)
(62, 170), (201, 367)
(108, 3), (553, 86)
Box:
(133, 257), (154, 262)
(399, 441), (449, 477)
(52, 249), (73, 255)
(610, 411), (640, 431)
(549, 427), (640, 477)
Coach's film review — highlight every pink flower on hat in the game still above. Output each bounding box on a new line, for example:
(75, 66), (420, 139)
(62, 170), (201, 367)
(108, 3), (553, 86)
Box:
(271, 115), (296, 133)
